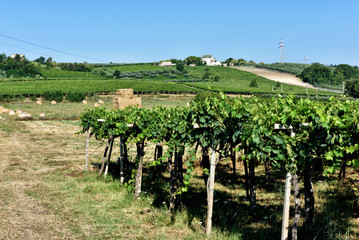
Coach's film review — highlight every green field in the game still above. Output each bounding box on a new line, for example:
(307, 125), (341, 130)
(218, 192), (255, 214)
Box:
(0, 79), (199, 95)
(105, 63), (165, 72)
(0, 64), (341, 97)
(40, 68), (103, 79)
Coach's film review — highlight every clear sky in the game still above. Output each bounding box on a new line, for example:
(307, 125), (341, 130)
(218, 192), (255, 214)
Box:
(0, 0), (358, 66)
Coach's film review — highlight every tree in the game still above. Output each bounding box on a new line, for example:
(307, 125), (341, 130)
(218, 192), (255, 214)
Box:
(0, 53), (6, 63)
(332, 71), (344, 85)
(238, 58), (247, 65)
(300, 63), (333, 85)
(225, 58), (234, 65)
(0, 56), (41, 78)
(34, 56), (46, 64)
(184, 56), (202, 66)
(345, 74), (359, 98)
(114, 70), (121, 79)
(176, 63), (184, 72)
(333, 64), (359, 81)
(46, 57), (53, 67)
(170, 58), (183, 65)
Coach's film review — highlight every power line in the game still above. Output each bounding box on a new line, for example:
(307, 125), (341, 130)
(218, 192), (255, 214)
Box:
(0, 41), (74, 62)
(284, 45), (301, 63)
(0, 33), (106, 63)
(251, 47), (277, 62)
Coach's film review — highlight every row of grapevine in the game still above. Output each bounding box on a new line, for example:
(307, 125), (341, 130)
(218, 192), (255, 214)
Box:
(79, 94), (359, 238)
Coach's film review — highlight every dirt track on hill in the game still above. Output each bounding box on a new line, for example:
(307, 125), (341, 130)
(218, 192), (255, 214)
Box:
(231, 66), (313, 88)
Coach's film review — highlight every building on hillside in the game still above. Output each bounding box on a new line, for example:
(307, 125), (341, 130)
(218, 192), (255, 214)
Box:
(202, 55), (221, 66)
(158, 61), (176, 67)
(10, 54), (25, 61)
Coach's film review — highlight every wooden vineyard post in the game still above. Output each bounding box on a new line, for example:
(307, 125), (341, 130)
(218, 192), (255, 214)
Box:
(98, 137), (111, 176)
(292, 173), (300, 240)
(104, 137), (114, 178)
(119, 136), (125, 184)
(281, 172), (292, 240)
(134, 142), (144, 200)
(274, 124), (297, 240)
(85, 129), (90, 171)
(205, 140), (217, 237)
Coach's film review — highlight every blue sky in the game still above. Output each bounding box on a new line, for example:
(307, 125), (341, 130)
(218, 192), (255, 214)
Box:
(0, 0), (358, 65)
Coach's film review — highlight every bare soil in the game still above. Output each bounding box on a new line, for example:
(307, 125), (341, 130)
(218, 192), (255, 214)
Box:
(232, 66), (313, 88)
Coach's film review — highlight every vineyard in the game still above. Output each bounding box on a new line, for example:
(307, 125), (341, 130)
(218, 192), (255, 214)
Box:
(0, 65), (341, 97)
(79, 93), (359, 239)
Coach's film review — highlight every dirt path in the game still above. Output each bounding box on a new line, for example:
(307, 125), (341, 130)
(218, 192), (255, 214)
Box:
(231, 66), (312, 88)
(231, 66), (344, 94)
(0, 120), (82, 239)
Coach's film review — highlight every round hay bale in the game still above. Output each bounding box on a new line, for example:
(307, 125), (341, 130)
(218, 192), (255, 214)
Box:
(39, 113), (46, 117)
(51, 100), (57, 105)
(98, 99), (104, 104)
(3, 108), (9, 114)
(9, 110), (16, 116)
(36, 100), (42, 105)
(82, 100), (88, 104)
(94, 103), (100, 108)
(18, 112), (32, 119)
(0, 106), (4, 111)
(16, 110), (23, 115)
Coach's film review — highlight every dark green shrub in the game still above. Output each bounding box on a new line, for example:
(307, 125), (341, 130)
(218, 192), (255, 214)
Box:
(113, 70), (121, 78)
(214, 76), (220, 82)
(275, 81), (281, 88)
(30, 96), (37, 102)
(170, 75), (177, 78)
(66, 92), (85, 102)
(176, 63), (184, 72)
(43, 91), (63, 102)
(249, 79), (258, 88)
(203, 71), (212, 80)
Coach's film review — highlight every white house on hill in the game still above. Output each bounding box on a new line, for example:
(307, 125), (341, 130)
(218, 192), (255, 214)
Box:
(10, 54), (25, 61)
(202, 55), (221, 66)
